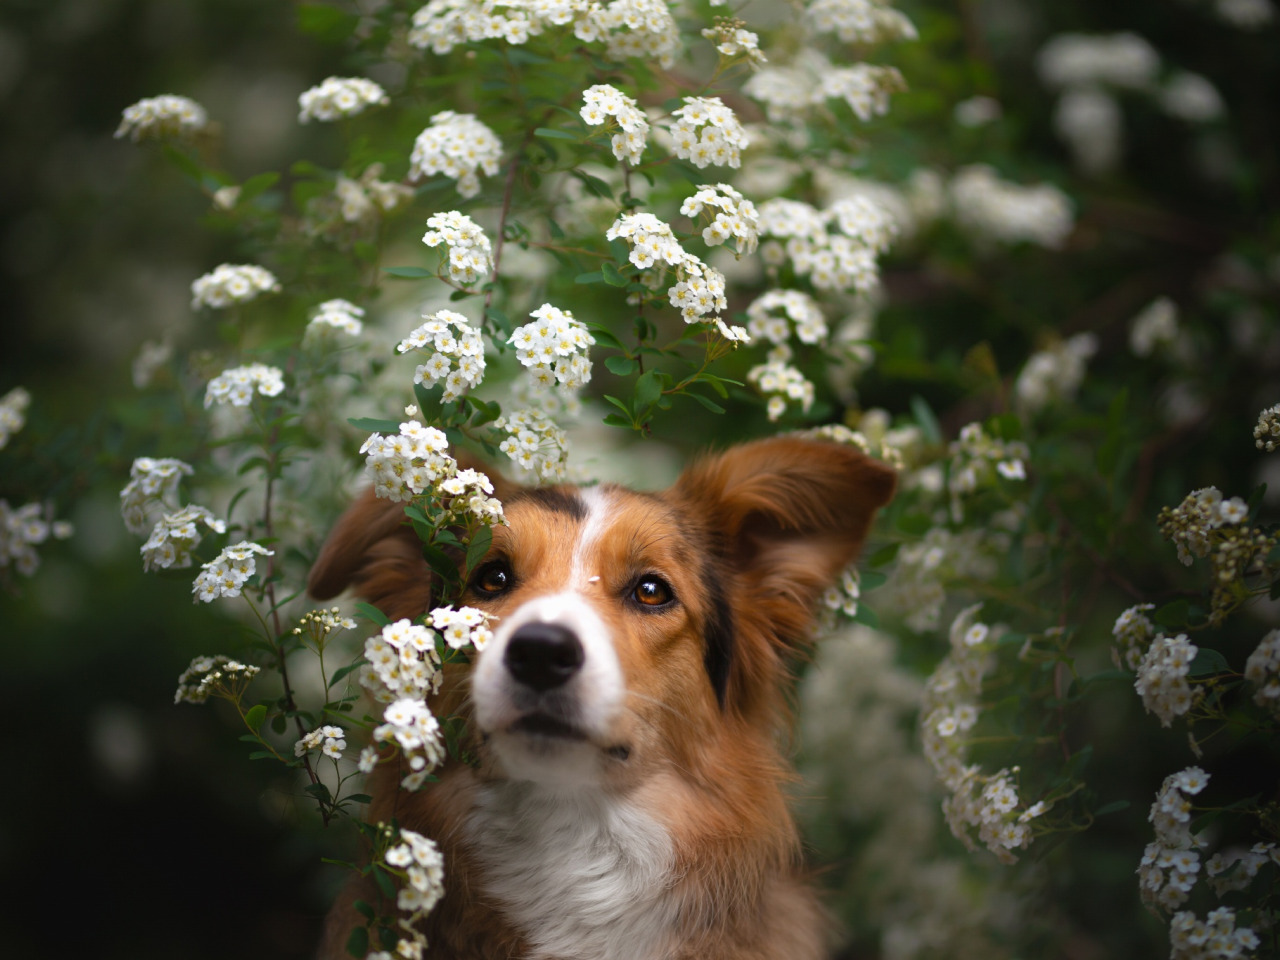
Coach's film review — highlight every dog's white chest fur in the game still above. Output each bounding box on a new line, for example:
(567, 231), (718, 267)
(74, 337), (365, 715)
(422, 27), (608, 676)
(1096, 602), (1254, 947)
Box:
(467, 782), (676, 960)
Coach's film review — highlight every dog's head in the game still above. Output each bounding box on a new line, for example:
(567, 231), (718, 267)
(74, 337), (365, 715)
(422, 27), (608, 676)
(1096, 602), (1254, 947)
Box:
(309, 437), (895, 790)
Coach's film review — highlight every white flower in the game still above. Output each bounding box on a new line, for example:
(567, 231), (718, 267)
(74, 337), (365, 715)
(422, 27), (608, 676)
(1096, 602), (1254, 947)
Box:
(399, 308), (487, 400)
(421, 211), (494, 288)
(298, 76), (389, 123)
(954, 95), (1002, 127)
(1129, 297), (1178, 357)
(1215, 0), (1275, 29)
(1014, 333), (1097, 416)
(805, 0), (918, 44)
(359, 420), (457, 503)
(494, 408), (570, 483)
(174, 654), (260, 705)
(1160, 72), (1225, 123)
(116, 94), (208, 141)
(307, 299), (365, 337)
(120, 456), (194, 535)
(0, 386), (30, 449)
(580, 84), (650, 164)
(0, 499), (71, 578)
(191, 263), (281, 310)
(141, 504), (225, 571)
(949, 165), (1075, 249)
(666, 97), (748, 170)
(745, 290), (825, 345)
(747, 344), (815, 421)
(192, 540), (273, 602)
(744, 50), (905, 125)
(410, 112), (502, 198)
(1245, 629), (1280, 714)
(1036, 33), (1160, 90)
(204, 363), (286, 408)
(700, 21), (766, 66)
(1254, 403), (1280, 452)
(507, 303), (595, 392)
(1135, 633), (1199, 727)
(680, 183), (760, 256)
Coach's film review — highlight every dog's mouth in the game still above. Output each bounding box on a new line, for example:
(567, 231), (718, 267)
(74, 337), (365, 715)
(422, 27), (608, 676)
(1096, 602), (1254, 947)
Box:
(509, 712), (588, 741)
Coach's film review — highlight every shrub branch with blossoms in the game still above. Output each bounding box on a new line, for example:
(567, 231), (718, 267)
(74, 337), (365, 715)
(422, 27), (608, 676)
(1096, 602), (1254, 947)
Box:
(27, 0), (1269, 957)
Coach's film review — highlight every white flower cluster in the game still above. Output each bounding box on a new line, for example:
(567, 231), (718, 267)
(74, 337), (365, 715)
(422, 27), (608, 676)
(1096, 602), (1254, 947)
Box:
(334, 164), (414, 223)
(605, 212), (740, 339)
(141, 504), (226, 571)
(360, 421), (448, 501)
(174, 654), (260, 705)
(877, 525), (997, 632)
(192, 540), (273, 603)
(949, 165), (1075, 249)
(666, 97), (749, 170)
(746, 289), (827, 345)
(410, 112), (502, 198)
(821, 566), (861, 618)
(1, 500), (73, 578)
(1037, 32), (1160, 91)
(1158, 486), (1250, 566)
(362, 619), (445, 707)
(1135, 633), (1199, 727)
(680, 183), (759, 256)
(1254, 403), (1280, 452)
(1160, 72), (1226, 123)
(1216, 0), (1275, 30)
(190, 263), (282, 310)
(115, 94), (208, 141)
(292, 607), (358, 648)
(805, 0), (918, 44)
(1130, 297), (1179, 357)
(1206, 842), (1280, 896)
(494, 408), (570, 482)
(947, 421), (1029, 513)
(700, 19), (765, 66)
(1168, 908), (1260, 960)
(1014, 333), (1097, 416)
(922, 605), (1047, 863)
(805, 417), (915, 471)
(508, 303), (595, 391)
(120, 457), (193, 535)
(377, 697), (447, 790)
(398, 309), (487, 401)
(383, 827), (446, 939)
(204, 363), (286, 408)
(757, 197), (886, 295)
(1244, 628), (1280, 714)
(748, 345), (814, 421)
(421, 211), (494, 288)
(307, 299), (364, 338)
(744, 51), (905, 124)
(297, 76), (389, 123)
(1112, 603), (1158, 671)
(409, 0), (680, 67)
(295, 724), (347, 760)
(1139, 767), (1210, 913)
(0, 386), (30, 449)
(429, 605), (496, 650)
(580, 84), (649, 165)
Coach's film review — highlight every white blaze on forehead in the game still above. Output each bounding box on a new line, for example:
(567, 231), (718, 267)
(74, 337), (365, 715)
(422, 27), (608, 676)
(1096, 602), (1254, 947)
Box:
(570, 485), (614, 587)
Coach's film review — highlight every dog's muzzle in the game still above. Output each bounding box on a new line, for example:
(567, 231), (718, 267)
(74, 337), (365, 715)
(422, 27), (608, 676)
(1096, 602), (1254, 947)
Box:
(504, 622), (584, 692)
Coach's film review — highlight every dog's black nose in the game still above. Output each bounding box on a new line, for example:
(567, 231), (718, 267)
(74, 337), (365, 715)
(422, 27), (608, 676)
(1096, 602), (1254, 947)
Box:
(504, 622), (584, 691)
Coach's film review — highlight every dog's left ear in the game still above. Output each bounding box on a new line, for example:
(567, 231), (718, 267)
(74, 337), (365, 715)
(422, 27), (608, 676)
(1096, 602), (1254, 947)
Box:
(672, 437), (895, 707)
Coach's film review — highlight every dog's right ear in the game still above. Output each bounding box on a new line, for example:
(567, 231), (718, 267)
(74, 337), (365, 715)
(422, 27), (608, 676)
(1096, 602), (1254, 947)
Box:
(307, 488), (436, 622)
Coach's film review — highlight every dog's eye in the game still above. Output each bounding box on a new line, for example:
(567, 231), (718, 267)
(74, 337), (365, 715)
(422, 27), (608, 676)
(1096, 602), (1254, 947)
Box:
(633, 575), (673, 607)
(472, 560), (512, 596)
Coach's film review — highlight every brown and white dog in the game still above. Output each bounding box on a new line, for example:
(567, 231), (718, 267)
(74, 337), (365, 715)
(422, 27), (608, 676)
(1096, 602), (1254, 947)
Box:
(308, 436), (895, 960)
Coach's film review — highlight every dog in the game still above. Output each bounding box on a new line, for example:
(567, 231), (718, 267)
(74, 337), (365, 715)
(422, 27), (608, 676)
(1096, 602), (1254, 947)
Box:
(308, 436), (895, 959)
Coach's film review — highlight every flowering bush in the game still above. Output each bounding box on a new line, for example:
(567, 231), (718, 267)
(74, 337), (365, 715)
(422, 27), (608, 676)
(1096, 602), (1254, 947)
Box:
(4, 0), (1280, 957)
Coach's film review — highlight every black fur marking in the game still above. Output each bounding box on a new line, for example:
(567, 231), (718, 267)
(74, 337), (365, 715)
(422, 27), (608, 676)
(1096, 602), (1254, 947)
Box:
(509, 486), (587, 521)
(702, 556), (735, 710)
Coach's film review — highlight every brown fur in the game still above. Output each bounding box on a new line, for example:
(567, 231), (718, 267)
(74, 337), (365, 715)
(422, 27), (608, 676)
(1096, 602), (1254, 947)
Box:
(310, 437), (895, 959)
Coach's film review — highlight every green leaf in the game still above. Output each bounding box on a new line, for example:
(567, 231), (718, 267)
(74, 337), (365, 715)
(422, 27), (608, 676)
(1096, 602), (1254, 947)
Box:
(634, 370), (664, 412)
(602, 414), (632, 428)
(535, 126), (579, 141)
(465, 525), (493, 576)
(859, 570), (887, 590)
(347, 417), (402, 433)
(383, 266), (435, 279)
(910, 395), (942, 446)
(604, 356), (638, 376)
(372, 865), (395, 899)
(852, 604), (880, 628)
(575, 270), (605, 285)
(353, 900), (375, 923)
(355, 602), (390, 627)
(602, 394), (632, 418)
(238, 171), (279, 203)
(422, 544), (460, 586)
(329, 660), (367, 687)
(305, 782), (333, 803)
(344, 924), (369, 959)
(687, 392), (726, 414)
(1154, 599), (1190, 628)
(160, 145), (202, 183)
(602, 261), (628, 287)
(867, 542), (900, 568)
(271, 713), (287, 735)
(244, 704), (267, 733)
(1094, 800), (1131, 818)
(1188, 647), (1231, 678)
(297, 3), (359, 41)
(571, 169), (614, 199)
